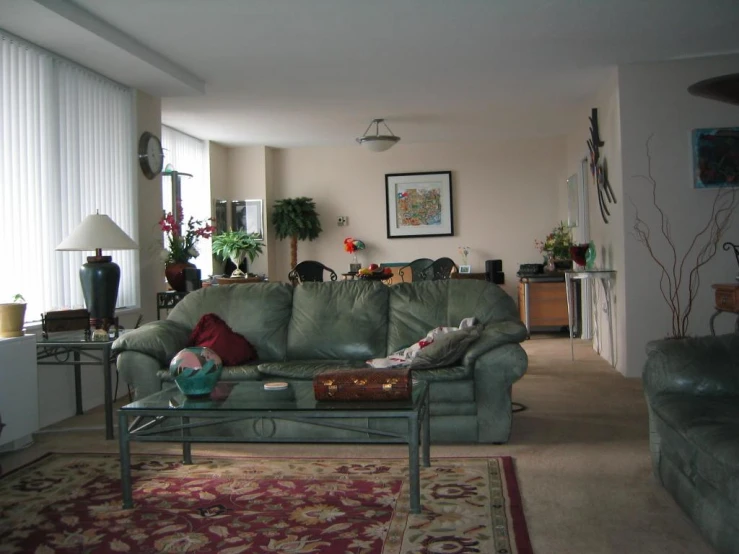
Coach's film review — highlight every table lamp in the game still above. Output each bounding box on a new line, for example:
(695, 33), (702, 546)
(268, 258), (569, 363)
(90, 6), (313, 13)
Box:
(56, 212), (138, 329)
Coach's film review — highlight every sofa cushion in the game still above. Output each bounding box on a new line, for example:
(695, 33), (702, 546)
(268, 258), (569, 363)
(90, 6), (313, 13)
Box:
(386, 280), (520, 354)
(287, 281), (388, 360)
(410, 325), (482, 369)
(258, 360), (370, 380)
(168, 283), (294, 362)
(651, 393), (739, 506)
(188, 313), (257, 366)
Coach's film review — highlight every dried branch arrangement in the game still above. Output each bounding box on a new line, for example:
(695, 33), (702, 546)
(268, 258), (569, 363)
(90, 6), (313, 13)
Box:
(631, 135), (738, 338)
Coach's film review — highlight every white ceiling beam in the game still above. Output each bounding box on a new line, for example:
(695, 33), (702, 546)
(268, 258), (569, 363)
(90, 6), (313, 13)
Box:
(32, 0), (205, 94)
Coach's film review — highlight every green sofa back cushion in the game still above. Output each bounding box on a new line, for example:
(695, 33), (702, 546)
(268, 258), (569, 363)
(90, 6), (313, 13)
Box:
(168, 283), (294, 362)
(287, 281), (389, 360)
(386, 280), (519, 355)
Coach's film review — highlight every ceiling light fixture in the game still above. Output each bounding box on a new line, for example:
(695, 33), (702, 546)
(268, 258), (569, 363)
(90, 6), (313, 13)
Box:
(356, 118), (401, 152)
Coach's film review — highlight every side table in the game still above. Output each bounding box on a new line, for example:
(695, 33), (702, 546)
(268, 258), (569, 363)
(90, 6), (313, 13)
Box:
(710, 283), (739, 335)
(157, 291), (189, 320)
(36, 332), (117, 440)
(564, 269), (616, 367)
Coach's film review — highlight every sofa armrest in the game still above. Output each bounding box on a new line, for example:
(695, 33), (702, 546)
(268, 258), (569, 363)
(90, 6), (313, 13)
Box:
(472, 342), (528, 443)
(462, 320), (528, 367)
(113, 320), (191, 366)
(643, 333), (739, 399)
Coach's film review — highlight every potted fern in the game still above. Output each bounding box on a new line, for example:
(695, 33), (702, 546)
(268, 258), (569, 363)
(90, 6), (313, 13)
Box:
(0, 294), (27, 338)
(271, 197), (323, 269)
(212, 230), (264, 277)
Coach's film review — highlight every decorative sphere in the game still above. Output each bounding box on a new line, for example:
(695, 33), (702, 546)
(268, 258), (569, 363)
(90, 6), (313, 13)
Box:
(169, 347), (223, 397)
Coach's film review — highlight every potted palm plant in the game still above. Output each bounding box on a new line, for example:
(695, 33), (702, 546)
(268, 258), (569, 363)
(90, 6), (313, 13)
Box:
(271, 197), (323, 269)
(0, 294), (27, 338)
(212, 230), (264, 277)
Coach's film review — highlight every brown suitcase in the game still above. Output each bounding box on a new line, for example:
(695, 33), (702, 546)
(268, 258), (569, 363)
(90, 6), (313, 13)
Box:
(313, 367), (412, 401)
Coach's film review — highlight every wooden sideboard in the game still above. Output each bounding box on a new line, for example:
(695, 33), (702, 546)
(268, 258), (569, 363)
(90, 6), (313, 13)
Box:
(518, 276), (569, 334)
(451, 272), (487, 281)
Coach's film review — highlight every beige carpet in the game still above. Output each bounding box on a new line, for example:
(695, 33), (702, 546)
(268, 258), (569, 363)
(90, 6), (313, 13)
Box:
(0, 335), (715, 554)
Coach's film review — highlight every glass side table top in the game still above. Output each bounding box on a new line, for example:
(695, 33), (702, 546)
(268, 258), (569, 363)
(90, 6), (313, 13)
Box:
(37, 330), (122, 345)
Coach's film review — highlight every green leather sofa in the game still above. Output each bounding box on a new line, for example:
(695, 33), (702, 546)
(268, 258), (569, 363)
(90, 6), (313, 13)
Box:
(642, 334), (739, 554)
(114, 279), (528, 443)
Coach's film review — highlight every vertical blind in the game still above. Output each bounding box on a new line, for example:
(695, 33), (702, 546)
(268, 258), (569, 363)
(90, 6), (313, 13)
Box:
(0, 31), (138, 321)
(161, 125), (212, 276)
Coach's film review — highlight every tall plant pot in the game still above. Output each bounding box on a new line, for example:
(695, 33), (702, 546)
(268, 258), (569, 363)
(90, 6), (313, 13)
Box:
(165, 262), (196, 292)
(0, 303), (27, 338)
(228, 253), (247, 277)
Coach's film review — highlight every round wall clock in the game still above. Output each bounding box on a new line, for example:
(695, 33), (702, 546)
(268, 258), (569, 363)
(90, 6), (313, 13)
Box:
(138, 131), (164, 179)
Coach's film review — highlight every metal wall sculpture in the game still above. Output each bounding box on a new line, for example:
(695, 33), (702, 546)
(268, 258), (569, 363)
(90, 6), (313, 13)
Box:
(587, 108), (617, 223)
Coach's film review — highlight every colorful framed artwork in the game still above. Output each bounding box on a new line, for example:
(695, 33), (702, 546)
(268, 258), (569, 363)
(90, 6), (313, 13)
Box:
(385, 171), (454, 238)
(692, 127), (739, 188)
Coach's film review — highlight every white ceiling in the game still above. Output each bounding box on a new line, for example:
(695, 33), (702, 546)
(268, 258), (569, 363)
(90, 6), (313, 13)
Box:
(2, 0), (739, 147)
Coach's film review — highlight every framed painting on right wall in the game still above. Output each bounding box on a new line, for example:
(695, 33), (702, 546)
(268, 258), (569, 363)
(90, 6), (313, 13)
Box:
(692, 127), (739, 188)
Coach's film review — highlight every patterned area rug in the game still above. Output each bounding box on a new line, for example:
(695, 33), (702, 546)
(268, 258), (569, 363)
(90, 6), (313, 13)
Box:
(0, 453), (532, 553)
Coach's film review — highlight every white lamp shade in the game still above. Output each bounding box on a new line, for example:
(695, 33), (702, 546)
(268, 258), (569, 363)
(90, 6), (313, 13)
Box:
(359, 136), (400, 152)
(56, 213), (138, 251)
(356, 119), (401, 152)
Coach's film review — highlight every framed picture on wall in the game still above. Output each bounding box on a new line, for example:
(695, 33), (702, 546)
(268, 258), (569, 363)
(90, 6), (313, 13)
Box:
(385, 171), (454, 238)
(214, 199), (228, 235)
(566, 173), (579, 227)
(232, 199), (264, 239)
(692, 127), (739, 188)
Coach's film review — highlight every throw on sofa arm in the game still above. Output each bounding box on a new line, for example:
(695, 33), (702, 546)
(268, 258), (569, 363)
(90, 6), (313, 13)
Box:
(462, 320), (528, 367)
(643, 334), (739, 399)
(113, 320), (192, 399)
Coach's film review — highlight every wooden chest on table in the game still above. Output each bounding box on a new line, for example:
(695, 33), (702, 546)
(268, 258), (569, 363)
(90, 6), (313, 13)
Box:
(313, 367), (412, 401)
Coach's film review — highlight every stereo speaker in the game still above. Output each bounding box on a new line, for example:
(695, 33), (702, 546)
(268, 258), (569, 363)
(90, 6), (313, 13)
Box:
(485, 259), (502, 273)
(484, 259), (504, 285)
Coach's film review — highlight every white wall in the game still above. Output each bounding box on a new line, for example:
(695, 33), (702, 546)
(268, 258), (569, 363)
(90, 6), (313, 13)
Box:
(620, 54), (739, 377)
(265, 137), (567, 299)
(209, 141), (229, 202)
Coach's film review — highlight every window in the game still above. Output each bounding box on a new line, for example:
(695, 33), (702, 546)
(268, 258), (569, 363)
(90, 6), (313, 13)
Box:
(0, 31), (138, 321)
(161, 125), (212, 276)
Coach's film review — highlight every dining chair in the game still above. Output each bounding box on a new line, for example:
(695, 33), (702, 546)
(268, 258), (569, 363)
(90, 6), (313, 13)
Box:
(288, 261), (338, 285)
(426, 257), (458, 280)
(398, 258), (433, 282)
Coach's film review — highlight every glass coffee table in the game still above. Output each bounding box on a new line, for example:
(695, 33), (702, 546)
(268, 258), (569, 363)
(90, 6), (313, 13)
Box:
(118, 380), (430, 513)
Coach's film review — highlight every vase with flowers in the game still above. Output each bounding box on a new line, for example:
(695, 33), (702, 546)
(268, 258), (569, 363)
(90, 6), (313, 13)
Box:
(534, 222), (574, 271)
(343, 237), (366, 273)
(458, 245), (470, 265)
(160, 209), (215, 291)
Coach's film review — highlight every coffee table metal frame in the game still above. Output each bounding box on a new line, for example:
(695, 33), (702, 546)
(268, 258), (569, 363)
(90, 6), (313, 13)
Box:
(118, 381), (430, 513)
